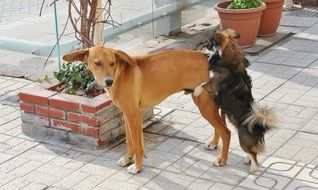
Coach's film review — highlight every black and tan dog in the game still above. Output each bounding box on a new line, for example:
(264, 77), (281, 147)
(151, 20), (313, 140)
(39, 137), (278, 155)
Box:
(63, 46), (231, 174)
(194, 29), (279, 172)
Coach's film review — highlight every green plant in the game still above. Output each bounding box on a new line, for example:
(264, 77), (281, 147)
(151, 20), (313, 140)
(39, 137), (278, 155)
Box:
(53, 62), (97, 95)
(227, 0), (262, 9)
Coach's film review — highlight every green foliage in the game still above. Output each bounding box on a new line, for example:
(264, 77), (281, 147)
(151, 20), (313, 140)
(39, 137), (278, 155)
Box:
(227, 0), (262, 9)
(53, 62), (97, 95)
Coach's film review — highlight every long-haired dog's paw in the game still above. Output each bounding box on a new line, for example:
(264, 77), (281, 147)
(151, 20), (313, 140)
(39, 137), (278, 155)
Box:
(193, 85), (204, 97)
(204, 142), (217, 151)
(250, 164), (259, 173)
(127, 164), (141, 174)
(117, 157), (133, 167)
(243, 156), (251, 164)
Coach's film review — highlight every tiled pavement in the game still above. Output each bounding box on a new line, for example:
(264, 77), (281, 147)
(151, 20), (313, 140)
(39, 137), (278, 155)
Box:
(0, 7), (318, 190)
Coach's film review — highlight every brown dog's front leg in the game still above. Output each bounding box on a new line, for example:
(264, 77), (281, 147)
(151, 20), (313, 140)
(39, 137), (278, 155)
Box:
(117, 115), (134, 167)
(125, 110), (144, 174)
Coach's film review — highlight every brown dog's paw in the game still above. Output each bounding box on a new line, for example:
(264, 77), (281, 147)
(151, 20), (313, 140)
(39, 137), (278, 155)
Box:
(204, 142), (217, 151)
(117, 157), (133, 167)
(127, 164), (142, 174)
(213, 157), (227, 167)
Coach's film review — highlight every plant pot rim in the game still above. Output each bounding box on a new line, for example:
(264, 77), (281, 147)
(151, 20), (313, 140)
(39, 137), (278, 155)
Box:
(215, 1), (266, 13)
(262, 0), (284, 3)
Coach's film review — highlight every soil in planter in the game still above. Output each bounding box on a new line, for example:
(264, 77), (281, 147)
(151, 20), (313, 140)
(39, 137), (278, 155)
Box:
(50, 83), (105, 98)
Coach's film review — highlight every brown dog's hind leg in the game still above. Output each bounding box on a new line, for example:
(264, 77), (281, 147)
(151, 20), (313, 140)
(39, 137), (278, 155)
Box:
(192, 91), (231, 166)
(205, 111), (226, 150)
(117, 115), (134, 167)
(125, 110), (145, 174)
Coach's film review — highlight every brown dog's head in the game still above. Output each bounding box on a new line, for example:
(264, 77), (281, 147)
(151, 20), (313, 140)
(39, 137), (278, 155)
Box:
(207, 28), (240, 52)
(62, 45), (133, 88)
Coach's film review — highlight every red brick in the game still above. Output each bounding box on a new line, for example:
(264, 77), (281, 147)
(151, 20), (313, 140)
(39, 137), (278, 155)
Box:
(35, 105), (49, 116)
(51, 119), (81, 133)
(81, 94), (112, 113)
(82, 126), (100, 137)
(96, 139), (108, 147)
(49, 93), (86, 111)
(48, 108), (65, 119)
(20, 103), (35, 113)
(67, 112), (100, 126)
(40, 78), (60, 90)
(19, 88), (57, 105)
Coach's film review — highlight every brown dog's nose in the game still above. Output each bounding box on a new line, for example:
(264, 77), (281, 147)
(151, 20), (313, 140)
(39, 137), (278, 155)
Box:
(105, 79), (113, 87)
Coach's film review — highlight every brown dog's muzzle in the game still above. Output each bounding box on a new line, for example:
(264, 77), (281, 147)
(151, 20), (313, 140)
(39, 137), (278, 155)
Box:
(105, 77), (113, 88)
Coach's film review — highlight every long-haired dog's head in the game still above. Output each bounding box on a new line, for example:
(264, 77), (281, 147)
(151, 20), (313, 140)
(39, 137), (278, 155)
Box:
(207, 28), (250, 70)
(207, 28), (240, 51)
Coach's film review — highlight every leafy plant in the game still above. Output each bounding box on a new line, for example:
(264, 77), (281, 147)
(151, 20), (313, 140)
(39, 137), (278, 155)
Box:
(227, 0), (262, 9)
(53, 62), (99, 96)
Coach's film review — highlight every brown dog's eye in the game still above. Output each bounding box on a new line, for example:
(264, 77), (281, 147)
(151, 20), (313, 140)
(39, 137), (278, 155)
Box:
(110, 62), (115, 67)
(95, 61), (102, 67)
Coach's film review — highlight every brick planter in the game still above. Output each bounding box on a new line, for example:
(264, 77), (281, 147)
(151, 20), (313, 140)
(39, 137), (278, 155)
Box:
(18, 81), (153, 149)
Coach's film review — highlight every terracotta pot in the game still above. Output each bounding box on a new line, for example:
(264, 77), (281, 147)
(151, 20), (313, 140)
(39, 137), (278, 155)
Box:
(258, 0), (284, 36)
(215, 1), (266, 47)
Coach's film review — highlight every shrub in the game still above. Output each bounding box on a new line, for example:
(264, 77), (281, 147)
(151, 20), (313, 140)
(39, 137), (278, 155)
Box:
(53, 62), (100, 96)
(227, 0), (262, 9)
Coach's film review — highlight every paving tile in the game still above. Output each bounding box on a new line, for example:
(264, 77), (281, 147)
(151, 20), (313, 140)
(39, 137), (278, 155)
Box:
(166, 156), (196, 174)
(23, 171), (61, 186)
(284, 179), (318, 189)
(4, 177), (32, 189)
(8, 160), (43, 177)
(20, 182), (49, 190)
(239, 173), (291, 190)
(145, 171), (195, 190)
(0, 172), (17, 185)
(186, 178), (215, 190)
(55, 171), (93, 189)
(155, 138), (183, 152)
(79, 162), (117, 178)
(209, 183), (235, 190)
(126, 167), (161, 186)
(19, 149), (56, 163)
(0, 152), (13, 164)
(200, 166), (249, 185)
(35, 164), (74, 178)
(302, 118), (318, 134)
(70, 175), (105, 190)
(296, 167), (318, 184)
(0, 156), (28, 173)
(292, 148), (318, 164)
(262, 157), (302, 178)
(273, 143), (302, 160)
(184, 159), (214, 178)
(186, 145), (218, 162)
(97, 178), (140, 190)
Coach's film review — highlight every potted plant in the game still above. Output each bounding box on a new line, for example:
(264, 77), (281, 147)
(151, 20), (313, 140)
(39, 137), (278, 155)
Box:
(258, 0), (284, 36)
(215, 0), (266, 47)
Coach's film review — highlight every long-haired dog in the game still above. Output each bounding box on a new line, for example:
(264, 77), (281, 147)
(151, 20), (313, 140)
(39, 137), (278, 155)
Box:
(194, 28), (279, 172)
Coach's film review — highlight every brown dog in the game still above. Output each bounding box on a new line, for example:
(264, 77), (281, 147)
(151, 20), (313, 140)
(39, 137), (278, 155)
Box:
(62, 46), (231, 174)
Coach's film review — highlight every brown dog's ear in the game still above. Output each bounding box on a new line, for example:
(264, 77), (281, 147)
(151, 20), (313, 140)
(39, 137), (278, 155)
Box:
(113, 49), (134, 66)
(225, 28), (240, 39)
(62, 49), (89, 63)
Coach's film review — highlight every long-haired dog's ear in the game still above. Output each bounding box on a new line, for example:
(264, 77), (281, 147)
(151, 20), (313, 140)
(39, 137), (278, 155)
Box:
(225, 28), (240, 40)
(62, 48), (89, 63)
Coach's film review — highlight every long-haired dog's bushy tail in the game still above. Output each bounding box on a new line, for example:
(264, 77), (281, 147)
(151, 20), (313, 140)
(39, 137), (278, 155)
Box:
(243, 103), (280, 152)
